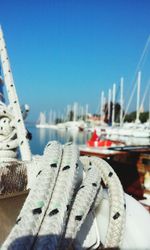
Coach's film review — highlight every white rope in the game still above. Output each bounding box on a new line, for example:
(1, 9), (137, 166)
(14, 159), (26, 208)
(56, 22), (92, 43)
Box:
(80, 156), (125, 248)
(2, 141), (63, 249)
(1, 141), (125, 250)
(34, 143), (80, 250)
(0, 27), (31, 161)
(61, 163), (102, 249)
(0, 104), (19, 161)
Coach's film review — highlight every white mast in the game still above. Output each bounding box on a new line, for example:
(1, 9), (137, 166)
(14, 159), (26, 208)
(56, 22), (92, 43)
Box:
(136, 71), (141, 124)
(108, 89), (111, 124)
(0, 26), (31, 161)
(100, 91), (104, 122)
(120, 77), (124, 126)
(73, 102), (78, 121)
(85, 104), (88, 121)
(112, 83), (116, 126)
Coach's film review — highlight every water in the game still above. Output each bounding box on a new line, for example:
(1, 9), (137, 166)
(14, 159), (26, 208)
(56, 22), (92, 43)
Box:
(28, 126), (150, 155)
(28, 126), (91, 155)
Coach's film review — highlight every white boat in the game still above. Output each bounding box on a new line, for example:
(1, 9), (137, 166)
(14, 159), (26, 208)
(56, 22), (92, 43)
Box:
(36, 112), (57, 129)
(36, 112), (47, 128)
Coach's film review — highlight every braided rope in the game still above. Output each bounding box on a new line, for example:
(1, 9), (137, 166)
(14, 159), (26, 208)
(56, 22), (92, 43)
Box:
(80, 156), (126, 248)
(0, 104), (19, 161)
(62, 166), (102, 249)
(1, 141), (125, 250)
(34, 143), (80, 250)
(0, 27), (31, 161)
(2, 141), (63, 249)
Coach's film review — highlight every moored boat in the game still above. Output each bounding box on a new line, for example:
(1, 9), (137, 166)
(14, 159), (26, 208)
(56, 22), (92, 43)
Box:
(87, 129), (125, 147)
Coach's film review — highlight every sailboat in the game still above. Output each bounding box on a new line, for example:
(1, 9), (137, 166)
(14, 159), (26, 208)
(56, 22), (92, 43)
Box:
(36, 111), (47, 128)
(36, 111), (57, 129)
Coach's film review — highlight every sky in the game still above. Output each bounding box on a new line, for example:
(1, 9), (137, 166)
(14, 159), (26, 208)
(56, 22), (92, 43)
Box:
(0, 0), (150, 122)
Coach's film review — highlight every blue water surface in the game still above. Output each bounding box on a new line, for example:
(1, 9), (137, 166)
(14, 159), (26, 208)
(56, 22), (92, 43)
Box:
(27, 126), (90, 155)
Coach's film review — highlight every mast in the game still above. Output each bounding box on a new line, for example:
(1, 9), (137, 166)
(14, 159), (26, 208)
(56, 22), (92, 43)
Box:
(136, 71), (141, 123)
(85, 104), (88, 121)
(100, 91), (104, 123)
(120, 77), (124, 126)
(112, 83), (116, 126)
(108, 88), (111, 124)
(73, 102), (78, 121)
(0, 26), (31, 161)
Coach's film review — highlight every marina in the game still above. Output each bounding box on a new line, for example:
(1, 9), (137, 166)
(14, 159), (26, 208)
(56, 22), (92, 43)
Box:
(0, 1), (150, 249)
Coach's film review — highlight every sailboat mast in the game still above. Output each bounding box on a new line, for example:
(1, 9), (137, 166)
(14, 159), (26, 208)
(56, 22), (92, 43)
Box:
(85, 104), (88, 121)
(108, 89), (111, 124)
(0, 26), (31, 161)
(100, 91), (104, 122)
(112, 83), (116, 126)
(136, 71), (141, 123)
(120, 77), (124, 126)
(73, 102), (78, 121)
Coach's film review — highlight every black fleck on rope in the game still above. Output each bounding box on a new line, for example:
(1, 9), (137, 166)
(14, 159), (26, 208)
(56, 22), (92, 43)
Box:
(36, 170), (42, 177)
(113, 212), (120, 220)
(16, 217), (21, 224)
(33, 208), (42, 215)
(75, 215), (83, 221)
(92, 183), (97, 187)
(108, 172), (113, 177)
(49, 209), (59, 216)
(50, 163), (57, 168)
(62, 165), (70, 171)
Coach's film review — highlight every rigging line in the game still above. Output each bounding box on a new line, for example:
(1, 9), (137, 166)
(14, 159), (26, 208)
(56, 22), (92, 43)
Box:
(122, 83), (137, 122)
(137, 36), (150, 70)
(133, 35), (150, 80)
(126, 36), (150, 99)
(123, 35), (150, 121)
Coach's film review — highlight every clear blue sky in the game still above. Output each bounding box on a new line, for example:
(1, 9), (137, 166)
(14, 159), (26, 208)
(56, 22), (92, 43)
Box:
(0, 0), (150, 122)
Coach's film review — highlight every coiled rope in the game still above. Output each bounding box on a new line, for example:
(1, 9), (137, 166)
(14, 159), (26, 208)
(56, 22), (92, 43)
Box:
(1, 140), (126, 250)
(0, 102), (19, 160)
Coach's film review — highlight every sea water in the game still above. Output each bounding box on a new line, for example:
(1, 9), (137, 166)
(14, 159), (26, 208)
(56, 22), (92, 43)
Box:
(28, 126), (90, 155)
